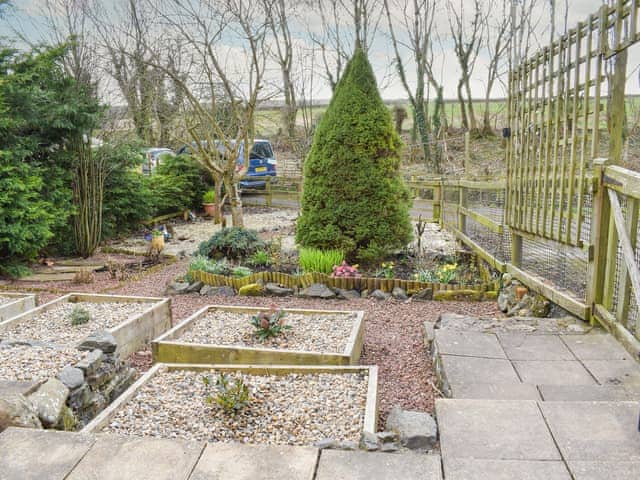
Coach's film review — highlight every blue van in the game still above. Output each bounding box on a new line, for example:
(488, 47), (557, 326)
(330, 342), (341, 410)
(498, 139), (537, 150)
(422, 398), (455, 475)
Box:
(176, 139), (277, 189)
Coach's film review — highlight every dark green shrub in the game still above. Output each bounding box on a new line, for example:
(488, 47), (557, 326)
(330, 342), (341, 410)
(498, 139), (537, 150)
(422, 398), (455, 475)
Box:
(248, 250), (272, 267)
(196, 227), (265, 260)
(296, 48), (412, 263)
(150, 154), (211, 215)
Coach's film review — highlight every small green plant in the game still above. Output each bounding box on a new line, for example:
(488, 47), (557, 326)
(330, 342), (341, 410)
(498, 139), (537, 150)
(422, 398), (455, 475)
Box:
(69, 306), (91, 326)
(186, 256), (230, 282)
(196, 227), (265, 260)
(413, 268), (439, 283)
(298, 247), (344, 274)
(231, 265), (253, 278)
(248, 250), (272, 267)
(202, 190), (216, 203)
(376, 261), (395, 279)
(202, 374), (250, 414)
(250, 306), (290, 340)
(413, 263), (458, 284)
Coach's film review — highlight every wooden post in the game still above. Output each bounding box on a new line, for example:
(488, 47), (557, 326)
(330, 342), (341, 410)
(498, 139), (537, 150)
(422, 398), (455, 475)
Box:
(511, 232), (523, 268)
(588, 158), (612, 314)
(615, 198), (639, 328)
(458, 184), (467, 235)
(266, 176), (272, 208)
(608, 47), (628, 166)
(433, 183), (442, 223)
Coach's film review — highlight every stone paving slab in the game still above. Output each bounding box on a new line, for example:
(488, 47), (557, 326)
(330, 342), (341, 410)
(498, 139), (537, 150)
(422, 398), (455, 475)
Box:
(561, 334), (635, 361)
(315, 450), (442, 480)
(435, 331), (506, 358)
(0, 428), (95, 480)
(512, 360), (596, 386)
(497, 333), (575, 361)
(450, 382), (541, 400)
(582, 359), (640, 386)
(190, 443), (318, 480)
(567, 460), (640, 479)
(539, 401), (640, 461)
(440, 355), (520, 385)
(436, 399), (561, 461)
(67, 435), (204, 480)
(443, 458), (572, 480)
(538, 384), (640, 401)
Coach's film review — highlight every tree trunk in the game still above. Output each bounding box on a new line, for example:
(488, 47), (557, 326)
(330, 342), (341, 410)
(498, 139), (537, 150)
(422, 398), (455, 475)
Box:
(457, 81), (469, 130)
(465, 78), (478, 133)
(414, 96), (432, 171)
(282, 68), (297, 138)
(223, 176), (244, 227)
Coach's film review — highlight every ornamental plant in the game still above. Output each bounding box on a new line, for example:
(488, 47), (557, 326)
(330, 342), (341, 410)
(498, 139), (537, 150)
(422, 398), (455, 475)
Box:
(376, 262), (395, 279)
(332, 261), (361, 278)
(202, 374), (250, 414)
(413, 263), (458, 284)
(202, 190), (216, 203)
(69, 306), (91, 326)
(298, 247), (344, 274)
(250, 306), (290, 340)
(296, 48), (412, 263)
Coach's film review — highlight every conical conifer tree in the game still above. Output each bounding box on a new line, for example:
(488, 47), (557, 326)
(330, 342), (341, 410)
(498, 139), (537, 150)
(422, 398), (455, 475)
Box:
(296, 48), (412, 263)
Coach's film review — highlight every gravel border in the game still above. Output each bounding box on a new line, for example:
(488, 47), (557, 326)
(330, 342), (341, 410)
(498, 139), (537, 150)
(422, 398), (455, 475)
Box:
(0, 344), (85, 383)
(102, 368), (368, 445)
(177, 310), (358, 353)
(2, 301), (150, 346)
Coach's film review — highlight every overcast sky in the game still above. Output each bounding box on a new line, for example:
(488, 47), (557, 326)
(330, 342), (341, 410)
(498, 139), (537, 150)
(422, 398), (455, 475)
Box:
(2, 0), (638, 104)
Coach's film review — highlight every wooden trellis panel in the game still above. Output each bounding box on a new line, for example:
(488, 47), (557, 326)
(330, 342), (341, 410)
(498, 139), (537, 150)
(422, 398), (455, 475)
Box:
(506, 0), (637, 247)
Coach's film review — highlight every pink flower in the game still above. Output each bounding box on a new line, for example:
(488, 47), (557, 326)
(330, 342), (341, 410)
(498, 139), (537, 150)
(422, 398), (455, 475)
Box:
(260, 318), (270, 329)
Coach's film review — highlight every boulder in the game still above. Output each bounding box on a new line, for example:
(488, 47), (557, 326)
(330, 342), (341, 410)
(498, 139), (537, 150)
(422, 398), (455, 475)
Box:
(57, 366), (85, 390)
(0, 393), (42, 432)
(164, 281), (190, 295)
(265, 283), (294, 297)
(76, 349), (104, 376)
(385, 405), (437, 451)
(412, 288), (433, 302)
(359, 431), (379, 451)
(335, 288), (361, 300)
(370, 289), (391, 301)
(28, 378), (70, 428)
(433, 289), (483, 302)
(392, 287), (408, 300)
(185, 281), (204, 293)
(238, 283), (265, 296)
(315, 438), (340, 450)
(200, 285), (236, 297)
(299, 283), (336, 299)
(78, 331), (117, 354)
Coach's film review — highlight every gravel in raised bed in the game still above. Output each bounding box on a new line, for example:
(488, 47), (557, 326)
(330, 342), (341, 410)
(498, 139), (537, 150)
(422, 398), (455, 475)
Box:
(2, 301), (150, 346)
(177, 310), (358, 353)
(0, 344), (85, 382)
(0, 295), (19, 307)
(102, 369), (368, 445)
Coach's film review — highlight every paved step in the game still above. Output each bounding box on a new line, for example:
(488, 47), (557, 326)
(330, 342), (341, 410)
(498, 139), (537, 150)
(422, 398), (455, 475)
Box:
(0, 428), (443, 480)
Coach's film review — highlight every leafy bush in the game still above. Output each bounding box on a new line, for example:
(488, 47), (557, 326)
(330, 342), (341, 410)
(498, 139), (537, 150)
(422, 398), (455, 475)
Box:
(299, 247), (344, 274)
(248, 250), (272, 267)
(202, 190), (216, 203)
(203, 374), (250, 414)
(69, 306), (91, 326)
(231, 266), (252, 278)
(186, 256), (230, 282)
(196, 227), (265, 260)
(296, 48), (412, 263)
(250, 307), (290, 340)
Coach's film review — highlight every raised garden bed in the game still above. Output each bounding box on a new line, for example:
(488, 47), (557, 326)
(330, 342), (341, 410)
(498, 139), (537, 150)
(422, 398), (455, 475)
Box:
(0, 293), (171, 358)
(0, 344), (85, 383)
(0, 292), (37, 323)
(153, 305), (364, 366)
(84, 363), (378, 446)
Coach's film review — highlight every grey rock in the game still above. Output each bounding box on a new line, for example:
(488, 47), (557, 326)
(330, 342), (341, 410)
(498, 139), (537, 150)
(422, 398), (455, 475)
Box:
(376, 431), (399, 444)
(185, 281), (204, 293)
(265, 283), (294, 297)
(299, 283), (336, 299)
(28, 378), (69, 428)
(86, 363), (116, 386)
(76, 349), (104, 376)
(497, 289), (511, 312)
(57, 366), (84, 390)
(392, 287), (408, 300)
(379, 442), (400, 453)
(78, 331), (117, 354)
(200, 285), (236, 297)
(335, 288), (361, 300)
(68, 384), (91, 411)
(165, 281), (190, 295)
(370, 289), (391, 301)
(501, 272), (513, 287)
(338, 440), (358, 450)
(360, 290), (370, 298)
(0, 393), (42, 432)
(359, 431), (379, 451)
(315, 438), (340, 449)
(412, 288), (433, 302)
(385, 405), (438, 451)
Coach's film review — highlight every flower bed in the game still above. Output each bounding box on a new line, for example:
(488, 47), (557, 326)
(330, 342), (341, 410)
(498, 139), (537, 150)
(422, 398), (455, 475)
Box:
(84, 363), (377, 446)
(0, 292), (37, 323)
(0, 293), (171, 358)
(153, 305), (364, 366)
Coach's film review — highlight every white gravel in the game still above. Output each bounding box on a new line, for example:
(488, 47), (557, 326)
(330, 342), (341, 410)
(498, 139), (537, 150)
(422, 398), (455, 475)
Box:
(2, 301), (151, 346)
(0, 344), (85, 383)
(0, 295), (20, 307)
(177, 310), (358, 353)
(102, 368), (368, 445)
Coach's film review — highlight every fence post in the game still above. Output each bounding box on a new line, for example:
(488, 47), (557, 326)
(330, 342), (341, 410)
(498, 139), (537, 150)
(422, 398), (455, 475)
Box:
(458, 183), (467, 235)
(433, 181), (442, 223)
(587, 158), (612, 317)
(266, 176), (272, 208)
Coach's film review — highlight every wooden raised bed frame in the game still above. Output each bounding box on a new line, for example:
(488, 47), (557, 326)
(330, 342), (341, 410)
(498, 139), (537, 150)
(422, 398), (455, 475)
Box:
(0, 292), (37, 323)
(152, 305), (365, 366)
(0, 293), (171, 358)
(83, 363), (378, 435)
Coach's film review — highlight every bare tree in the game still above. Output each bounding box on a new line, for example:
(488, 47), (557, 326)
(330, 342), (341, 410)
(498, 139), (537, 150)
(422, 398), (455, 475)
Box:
(481, 0), (510, 135)
(447, 0), (484, 133)
(383, 0), (439, 171)
(143, 0), (273, 227)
